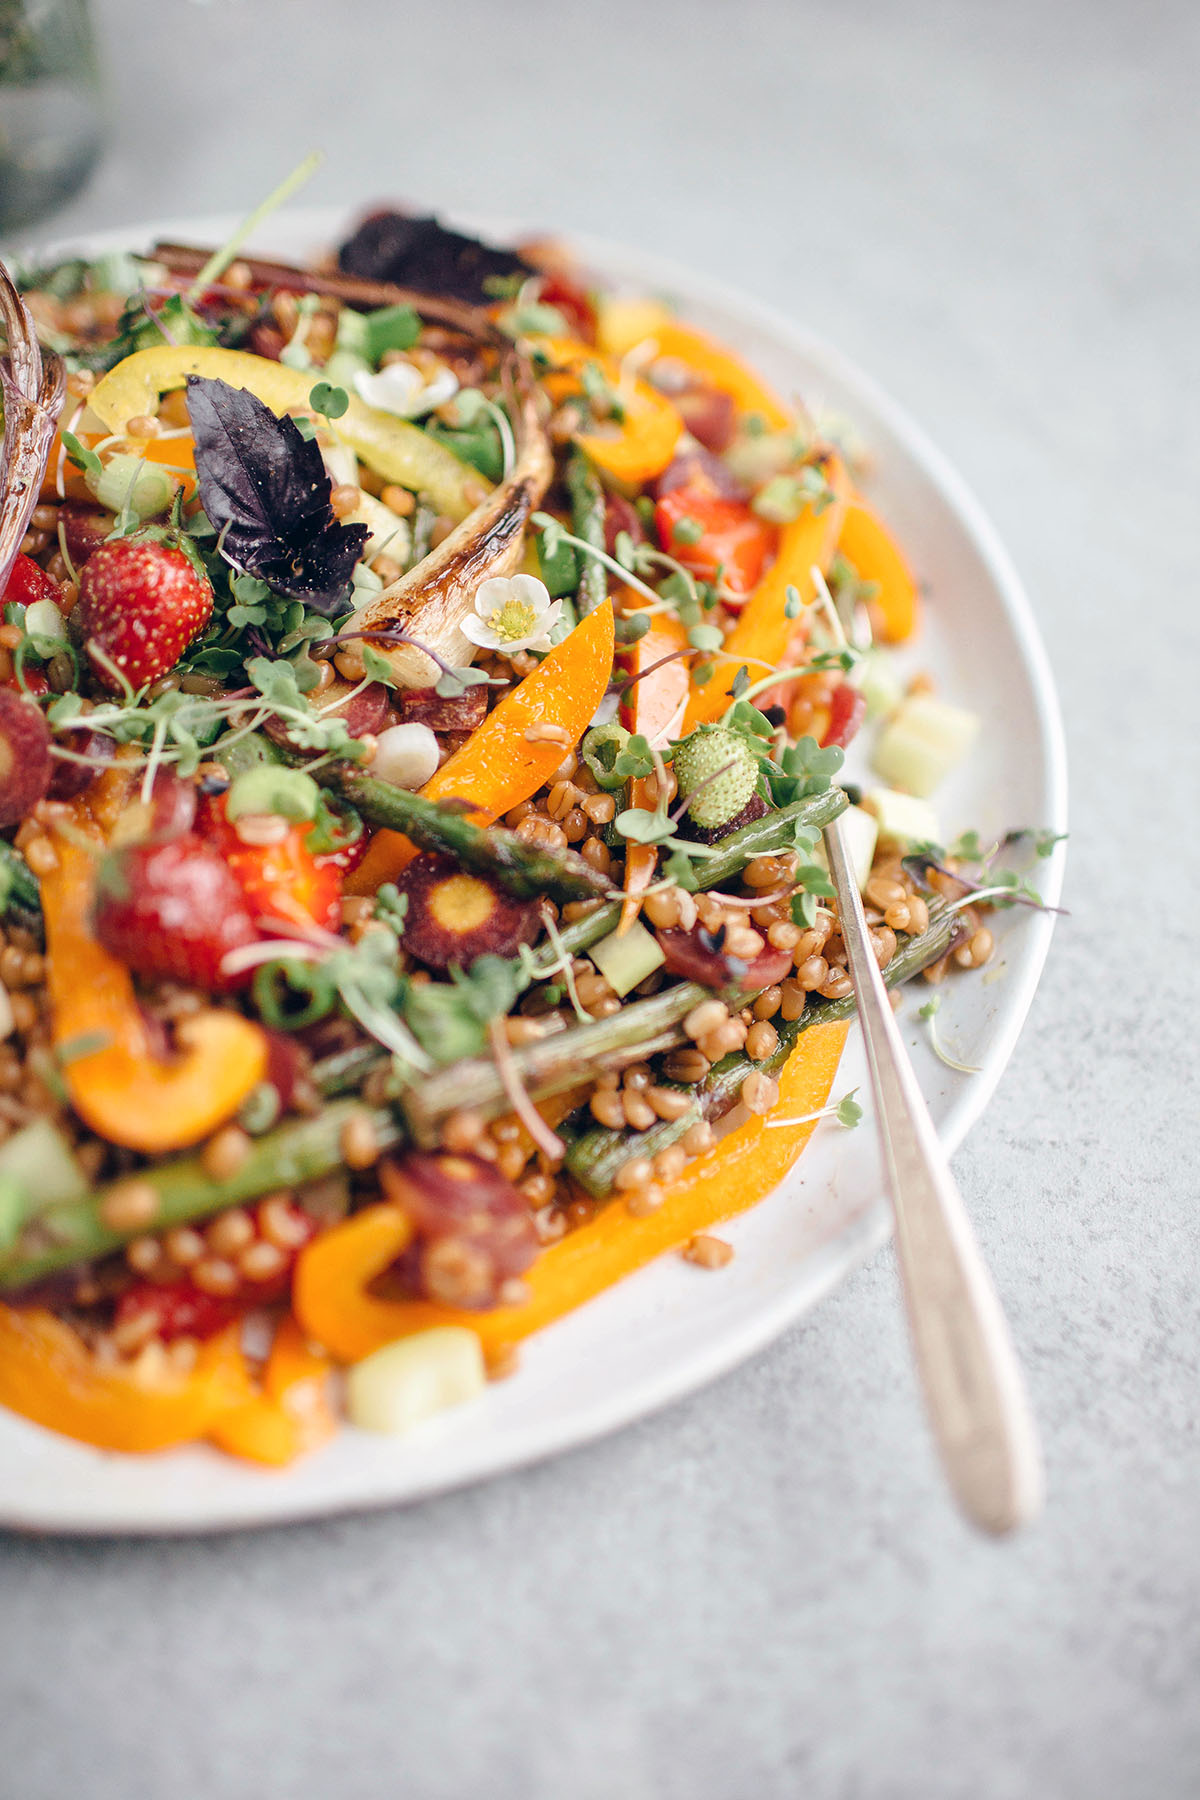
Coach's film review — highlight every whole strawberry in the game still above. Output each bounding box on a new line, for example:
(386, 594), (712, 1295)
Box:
(76, 537), (214, 692)
(94, 835), (259, 991)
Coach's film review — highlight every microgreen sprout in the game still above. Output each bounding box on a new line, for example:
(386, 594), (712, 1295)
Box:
(764, 1086), (864, 1130)
(917, 993), (980, 1075)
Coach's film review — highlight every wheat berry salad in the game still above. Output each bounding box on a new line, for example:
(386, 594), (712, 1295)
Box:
(0, 198), (1060, 1464)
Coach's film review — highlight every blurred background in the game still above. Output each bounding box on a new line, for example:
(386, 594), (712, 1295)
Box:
(2, 3), (1198, 1797)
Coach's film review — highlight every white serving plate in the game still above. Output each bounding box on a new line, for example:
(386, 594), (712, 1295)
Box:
(0, 209), (1066, 1534)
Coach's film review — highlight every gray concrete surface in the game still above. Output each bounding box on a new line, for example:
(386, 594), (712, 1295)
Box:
(2, 2), (1198, 1795)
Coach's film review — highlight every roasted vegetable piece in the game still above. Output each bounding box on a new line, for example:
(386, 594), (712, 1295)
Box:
(383, 1152), (540, 1307)
(43, 830), (268, 1153)
(0, 1100), (401, 1294)
(329, 353), (552, 689)
(565, 447), (608, 615)
(346, 600), (615, 894)
(0, 1308), (244, 1452)
(298, 1021), (849, 1364)
(0, 258), (65, 596)
(295, 1151), (538, 1356)
(656, 930), (792, 993)
(325, 772), (609, 903)
(395, 853), (541, 969)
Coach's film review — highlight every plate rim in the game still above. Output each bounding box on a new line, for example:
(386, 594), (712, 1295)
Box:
(0, 210), (1067, 1535)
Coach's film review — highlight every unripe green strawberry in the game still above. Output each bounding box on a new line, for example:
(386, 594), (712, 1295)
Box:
(671, 725), (761, 830)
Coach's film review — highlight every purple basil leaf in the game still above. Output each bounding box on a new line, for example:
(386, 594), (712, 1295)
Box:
(186, 375), (369, 614)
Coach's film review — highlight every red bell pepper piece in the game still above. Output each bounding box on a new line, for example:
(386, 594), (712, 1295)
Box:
(655, 474), (775, 604)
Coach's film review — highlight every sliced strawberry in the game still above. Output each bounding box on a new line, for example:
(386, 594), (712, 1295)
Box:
(93, 834), (259, 991)
(76, 537), (214, 692)
(819, 681), (867, 750)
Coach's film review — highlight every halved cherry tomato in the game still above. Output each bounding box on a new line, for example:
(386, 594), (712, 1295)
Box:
(2, 553), (62, 611)
(198, 795), (342, 935)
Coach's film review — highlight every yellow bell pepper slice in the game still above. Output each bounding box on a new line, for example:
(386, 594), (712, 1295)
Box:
(88, 346), (487, 521)
(598, 314), (791, 431)
(537, 337), (683, 486)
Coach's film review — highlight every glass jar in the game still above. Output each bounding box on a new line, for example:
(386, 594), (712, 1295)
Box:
(0, 0), (104, 232)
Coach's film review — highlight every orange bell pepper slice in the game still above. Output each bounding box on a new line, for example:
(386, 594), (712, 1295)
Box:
(293, 1203), (417, 1364)
(0, 1306), (245, 1453)
(617, 602), (690, 932)
(297, 1020), (848, 1365)
(40, 832), (268, 1153)
(837, 496), (921, 644)
(625, 319), (792, 432)
(683, 451), (849, 728)
(347, 600), (615, 895)
(538, 336), (683, 486)
(208, 1314), (335, 1467)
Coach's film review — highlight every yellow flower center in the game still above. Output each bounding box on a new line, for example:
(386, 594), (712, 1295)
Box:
(487, 599), (538, 643)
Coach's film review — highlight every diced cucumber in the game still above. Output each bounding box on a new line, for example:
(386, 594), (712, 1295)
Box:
(871, 694), (980, 797)
(588, 918), (667, 997)
(0, 1174), (24, 1252)
(811, 804), (878, 892)
(862, 787), (941, 848)
(347, 1327), (485, 1435)
(86, 452), (175, 521)
(0, 1118), (89, 1213)
(853, 647), (904, 721)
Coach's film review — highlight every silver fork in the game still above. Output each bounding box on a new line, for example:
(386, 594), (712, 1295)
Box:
(822, 815), (1044, 1533)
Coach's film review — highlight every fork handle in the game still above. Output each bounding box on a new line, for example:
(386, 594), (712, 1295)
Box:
(823, 818), (1043, 1533)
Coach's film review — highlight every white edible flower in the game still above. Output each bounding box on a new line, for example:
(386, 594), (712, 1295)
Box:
(354, 360), (459, 419)
(460, 573), (563, 658)
(370, 722), (441, 791)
